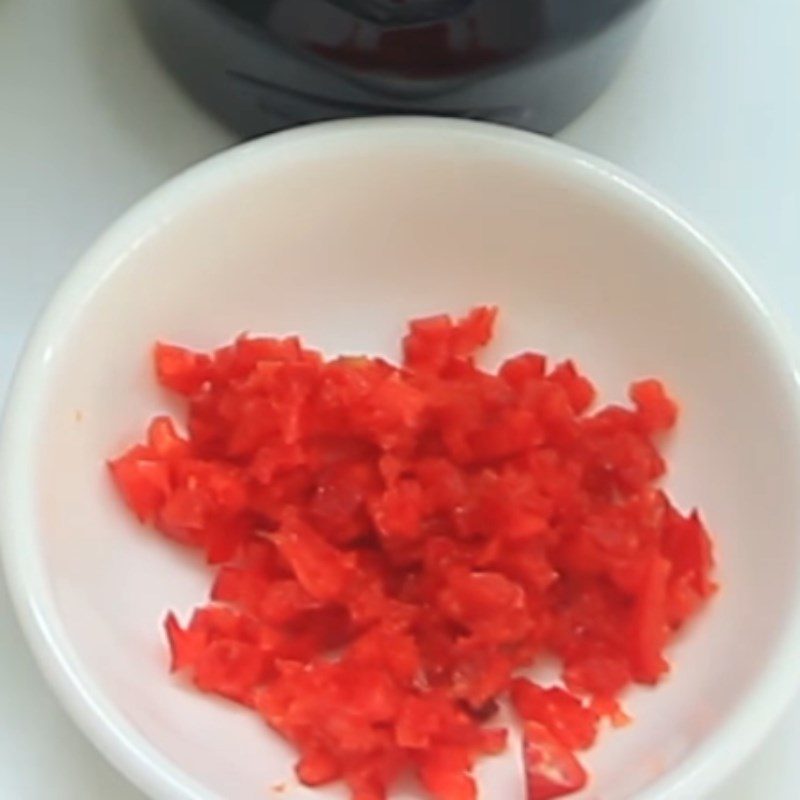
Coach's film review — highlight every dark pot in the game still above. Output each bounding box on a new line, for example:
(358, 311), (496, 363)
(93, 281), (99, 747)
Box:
(131, 0), (653, 137)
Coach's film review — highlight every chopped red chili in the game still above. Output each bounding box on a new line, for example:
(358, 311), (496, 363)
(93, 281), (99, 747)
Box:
(110, 307), (716, 799)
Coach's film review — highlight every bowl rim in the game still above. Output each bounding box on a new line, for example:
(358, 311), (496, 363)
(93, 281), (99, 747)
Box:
(2, 115), (800, 800)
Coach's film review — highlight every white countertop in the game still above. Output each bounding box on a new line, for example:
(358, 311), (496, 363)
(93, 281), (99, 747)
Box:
(1, 0), (798, 798)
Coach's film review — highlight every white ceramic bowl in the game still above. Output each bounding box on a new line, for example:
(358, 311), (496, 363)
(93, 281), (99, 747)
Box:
(2, 118), (800, 800)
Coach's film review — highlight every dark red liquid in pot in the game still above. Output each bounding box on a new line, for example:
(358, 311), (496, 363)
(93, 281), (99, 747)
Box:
(132, 0), (652, 135)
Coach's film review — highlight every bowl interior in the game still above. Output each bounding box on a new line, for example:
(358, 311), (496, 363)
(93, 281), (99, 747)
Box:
(10, 122), (800, 800)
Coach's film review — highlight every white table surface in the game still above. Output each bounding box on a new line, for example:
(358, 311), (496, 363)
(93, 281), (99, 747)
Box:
(0, 0), (798, 798)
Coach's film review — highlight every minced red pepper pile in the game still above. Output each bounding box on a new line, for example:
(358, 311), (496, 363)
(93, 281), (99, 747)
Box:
(110, 307), (716, 800)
